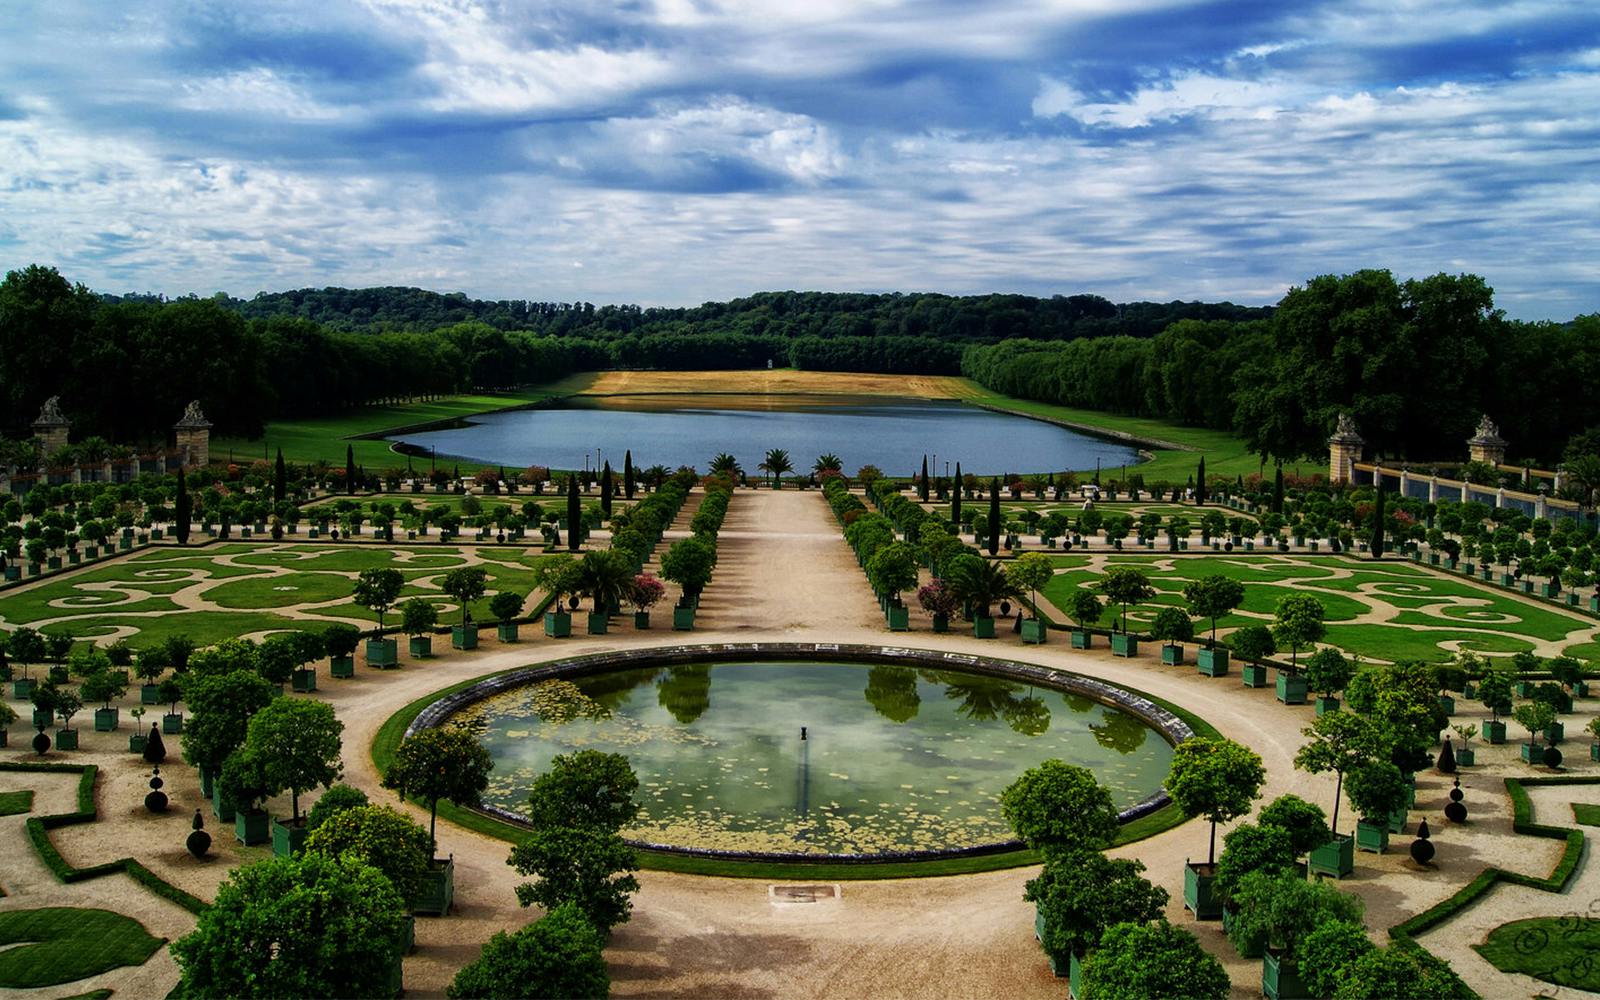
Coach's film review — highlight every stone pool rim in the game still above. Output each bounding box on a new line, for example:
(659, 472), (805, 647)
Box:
(406, 641), (1194, 863)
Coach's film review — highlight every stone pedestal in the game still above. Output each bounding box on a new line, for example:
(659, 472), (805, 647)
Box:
(1467, 414), (1507, 466)
(173, 400), (212, 468)
(1327, 413), (1363, 485)
(31, 396), (69, 458)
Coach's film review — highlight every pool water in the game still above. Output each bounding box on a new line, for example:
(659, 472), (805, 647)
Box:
(454, 661), (1174, 856)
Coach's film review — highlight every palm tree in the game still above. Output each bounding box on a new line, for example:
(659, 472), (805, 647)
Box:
(947, 557), (1018, 620)
(578, 550), (634, 614)
(814, 453), (843, 475)
(759, 448), (793, 489)
(643, 464), (670, 489)
(709, 453), (742, 478)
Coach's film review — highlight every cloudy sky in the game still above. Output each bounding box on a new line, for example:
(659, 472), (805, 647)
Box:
(2, 1), (1598, 318)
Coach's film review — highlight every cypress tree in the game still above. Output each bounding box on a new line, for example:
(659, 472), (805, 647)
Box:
(273, 448), (287, 504)
(174, 470), (191, 546)
(1371, 479), (1387, 559)
(918, 455), (929, 502)
(987, 477), (1000, 556)
(951, 461), (962, 525)
(345, 444), (356, 495)
(1196, 456), (1207, 505)
(567, 474), (581, 552)
(600, 462), (613, 519)
(624, 450), (635, 500)
(1272, 466), (1284, 514)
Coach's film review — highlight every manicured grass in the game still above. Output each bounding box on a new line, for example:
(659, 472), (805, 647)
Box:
(1477, 917), (1600, 991)
(212, 389), (560, 467)
(1574, 803), (1600, 827)
(371, 653), (1221, 879)
(956, 382), (1261, 479)
(0, 790), (34, 815)
(36, 611), (309, 648)
(0, 907), (164, 988)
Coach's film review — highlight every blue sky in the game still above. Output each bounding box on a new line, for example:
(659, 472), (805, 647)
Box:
(2, 0), (1598, 318)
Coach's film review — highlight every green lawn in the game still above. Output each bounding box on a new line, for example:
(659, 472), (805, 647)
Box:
(1038, 554), (1595, 663)
(0, 790), (33, 815)
(1477, 916), (1600, 992)
(212, 389), (560, 468)
(1572, 803), (1600, 826)
(956, 382), (1262, 480)
(0, 907), (164, 988)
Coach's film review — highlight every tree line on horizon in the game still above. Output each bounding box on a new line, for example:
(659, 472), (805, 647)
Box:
(1, 264), (1595, 466)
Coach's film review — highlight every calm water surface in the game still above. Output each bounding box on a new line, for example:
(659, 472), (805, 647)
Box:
(456, 661), (1173, 855)
(391, 395), (1140, 475)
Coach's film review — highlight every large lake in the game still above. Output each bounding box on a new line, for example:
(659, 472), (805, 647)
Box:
(390, 394), (1140, 475)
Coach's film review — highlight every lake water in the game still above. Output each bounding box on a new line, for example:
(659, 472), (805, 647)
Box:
(455, 660), (1173, 856)
(390, 394), (1140, 476)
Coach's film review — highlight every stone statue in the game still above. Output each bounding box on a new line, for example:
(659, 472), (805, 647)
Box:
(176, 399), (211, 427)
(34, 396), (65, 424)
(1333, 412), (1359, 438)
(1474, 414), (1500, 440)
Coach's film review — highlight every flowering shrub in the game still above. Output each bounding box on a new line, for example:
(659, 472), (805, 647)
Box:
(917, 579), (960, 616)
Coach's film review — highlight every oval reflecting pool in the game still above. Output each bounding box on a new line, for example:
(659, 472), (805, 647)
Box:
(451, 661), (1175, 856)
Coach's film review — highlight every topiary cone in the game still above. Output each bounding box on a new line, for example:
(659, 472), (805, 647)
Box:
(143, 724), (167, 765)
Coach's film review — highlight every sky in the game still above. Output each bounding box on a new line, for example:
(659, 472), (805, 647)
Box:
(2, 1), (1598, 319)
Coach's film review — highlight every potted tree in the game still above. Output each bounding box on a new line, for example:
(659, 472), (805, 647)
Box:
(1228, 871), (1365, 999)
(8, 627), (43, 698)
(1347, 760), (1408, 853)
(289, 631), (325, 693)
(1008, 552), (1056, 645)
(0, 701), (18, 748)
(1151, 607), (1194, 665)
(52, 687), (83, 750)
(1271, 594), (1324, 705)
(577, 550), (632, 635)
(1164, 737), (1266, 920)
(159, 677), (185, 733)
(534, 555), (581, 638)
(1479, 669), (1513, 744)
(1184, 575), (1244, 676)
(1099, 566), (1155, 657)
(179, 669), (275, 820)
(401, 598), (439, 659)
(1080, 919), (1229, 1000)
(662, 536), (717, 630)
(381, 727), (494, 916)
(490, 591), (525, 642)
(1513, 700), (1558, 765)
(1293, 711), (1372, 877)
(324, 623), (361, 679)
(1066, 590), (1103, 649)
(82, 669), (127, 732)
(1231, 624), (1276, 688)
(353, 568), (404, 668)
(1452, 724), (1478, 767)
(442, 567), (488, 649)
(1213, 823), (1297, 944)
(630, 574), (665, 629)
(1550, 656), (1587, 699)
(1434, 662), (1468, 717)
(135, 646), (169, 704)
(1589, 717), (1600, 763)
(1304, 648), (1354, 716)
(220, 747), (272, 845)
(244, 698), (344, 857)
(1025, 851), (1168, 984)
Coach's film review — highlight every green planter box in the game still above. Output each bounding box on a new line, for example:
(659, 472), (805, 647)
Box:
(409, 635), (433, 658)
(366, 637), (398, 668)
(1541, 583), (1561, 598)
(1110, 633), (1138, 658)
(291, 668), (317, 693)
(128, 733), (146, 754)
(412, 856), (455, 916)
(497, 622), (519, 642)
(1457, 747), (1475, 766)
(1161, 643), (1185, 665)
(1520, 742), (1542, 763)
(1515, 680), (1533, 698)
(931, 612), (949, 633)
(1183, 862), (1222, 920)
(201, 767), (216, 799)
(235, 809), (270, 846)
(1021, 619), (1047, 644)
(973, 616), (996, 639)
(272, 817), (309, 857)
(1068, 950), (1084, 999)
(67, 552), (79, 566)
(1275, 672), (1308, 705)
(162, 712), (184, 734)
(629, 610), (650, 630)
(1263, 951), (1309, 1000)
(1501, 573), (1515, 586)
(1198, 647), (1230, 677)
(212, 784), (236, 823)
(1388, 805), (1408, 834)
(1438, 694), (1455, 716)
(586, 612), (609, 635)
(1592, 596), (1600, 613)
(673, 606), (696, 631)
(452, 623), (479, 650)
(1308, 835), (1354, 878)
(1355, 820), (1389, 853)
(1070, 630), (1092, 649)
(94, 707), (119, 731)
(886, 605), (910, 631)
(330, 655), (355, 679)
(56, 729), (79, 750)
(1591, 743), (1600, 763)
(1033, 907), (1066, 977)
(33, 708), (55, 729)
(1484, 720), (1506, 744)
(11, 678), (35, 700)
(1314, 696), (1340, 716)
(544, 611), (572, 638)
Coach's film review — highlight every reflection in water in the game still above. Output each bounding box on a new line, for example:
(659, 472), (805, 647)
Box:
(466, 661), (1172, 855)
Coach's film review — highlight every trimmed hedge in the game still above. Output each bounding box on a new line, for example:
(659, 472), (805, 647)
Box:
(0, 762), (207, 915)
(1389, 775), (1594, 944)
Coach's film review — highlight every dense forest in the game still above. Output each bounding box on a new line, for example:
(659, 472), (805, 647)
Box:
(2, 264), (1597, 468)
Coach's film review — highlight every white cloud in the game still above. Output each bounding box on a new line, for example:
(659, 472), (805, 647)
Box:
(177, 68), (346, 121)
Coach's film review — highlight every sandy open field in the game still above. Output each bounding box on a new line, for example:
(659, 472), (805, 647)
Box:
(554, 370), (977, 400)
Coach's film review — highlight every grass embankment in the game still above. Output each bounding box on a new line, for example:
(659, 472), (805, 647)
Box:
(372, 662), (1219, 880)
(212, 389), (559, 467)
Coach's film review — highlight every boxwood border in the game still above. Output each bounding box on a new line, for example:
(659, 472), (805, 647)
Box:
(373, 642), (1223, 879)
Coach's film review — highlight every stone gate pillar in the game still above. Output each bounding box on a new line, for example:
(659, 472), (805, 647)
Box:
(31, 396), (69, 463)
(173, 400), (212, 468)
(1327, 413), (1364, 485)
(1467, 415), (1507, 467)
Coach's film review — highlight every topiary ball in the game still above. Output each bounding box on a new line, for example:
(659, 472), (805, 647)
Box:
(1410, 836), (1436, 864)
(32, 731), (51, 755)
(1543, 745), (1564, 768)
(145, 789), (169, 813)
(1445, 800), (1467, 823)
(186, 810), (212, 859)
